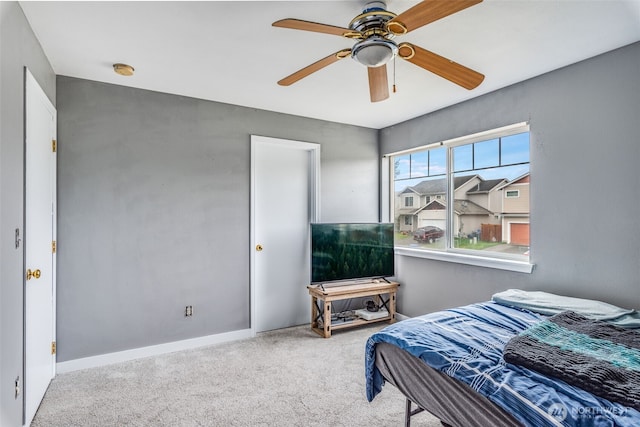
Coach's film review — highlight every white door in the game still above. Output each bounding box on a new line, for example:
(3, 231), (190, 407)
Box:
(251, 135), (319, 333)
(24, 69), (56, 426)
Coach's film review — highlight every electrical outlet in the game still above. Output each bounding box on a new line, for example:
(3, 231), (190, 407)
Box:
(185, 305), (193, 317)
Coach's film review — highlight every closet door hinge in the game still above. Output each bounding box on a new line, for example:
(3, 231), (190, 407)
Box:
(52, 139), (57, 152)
(52, 240), (56, 253)
(51, 341), (56, 355)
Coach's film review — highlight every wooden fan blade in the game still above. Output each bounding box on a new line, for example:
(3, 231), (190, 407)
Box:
(368, 65), (389, 102)
(278, 50), (351, 86)
(387, 0), (482, 35)
(398, 43), (484, 90)
(273, 19), (361, 38)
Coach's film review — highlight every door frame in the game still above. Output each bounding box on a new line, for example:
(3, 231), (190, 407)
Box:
(23, 68), (57, 426)
(249, 135), (320, 336)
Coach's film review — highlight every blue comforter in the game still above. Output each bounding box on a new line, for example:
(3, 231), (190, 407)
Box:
(365, 302), (640, 427)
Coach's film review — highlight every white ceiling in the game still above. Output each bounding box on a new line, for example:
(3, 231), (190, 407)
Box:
(19, 1), (640, 129)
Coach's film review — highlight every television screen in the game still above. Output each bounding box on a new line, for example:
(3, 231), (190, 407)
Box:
(310, 223), (395, 284)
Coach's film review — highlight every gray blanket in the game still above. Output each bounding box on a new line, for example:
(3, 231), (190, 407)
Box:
(503, 311), (640, 411)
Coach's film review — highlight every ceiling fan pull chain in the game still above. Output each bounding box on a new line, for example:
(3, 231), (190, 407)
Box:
(393, 56), (396, 93)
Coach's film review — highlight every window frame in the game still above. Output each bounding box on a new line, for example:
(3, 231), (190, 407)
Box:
(383, 122), (533, 274)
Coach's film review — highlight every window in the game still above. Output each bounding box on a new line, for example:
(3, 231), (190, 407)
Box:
(404, 216), (412, 226)
(405, 196), (414, 207)
(388, 123), (531, 272)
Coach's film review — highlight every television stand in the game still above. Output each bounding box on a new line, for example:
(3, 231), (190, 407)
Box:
(307, 281), (399, 338)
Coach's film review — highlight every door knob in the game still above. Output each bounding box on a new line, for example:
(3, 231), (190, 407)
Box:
(256, 244), (263, 252)
(26, 269), (41, 280)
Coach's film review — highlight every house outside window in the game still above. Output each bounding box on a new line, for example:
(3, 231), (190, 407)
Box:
(405, 196), (414, 207)
(388, 123), (531, 267)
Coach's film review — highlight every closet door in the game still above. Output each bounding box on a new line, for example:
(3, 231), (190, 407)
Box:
(24, 68), (57, 426)
(251, 136), (319, 333)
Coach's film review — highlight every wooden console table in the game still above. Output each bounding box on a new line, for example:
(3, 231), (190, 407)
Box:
(307, 281), (399, 338)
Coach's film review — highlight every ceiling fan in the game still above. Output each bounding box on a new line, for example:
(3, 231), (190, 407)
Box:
(273, 0), (485, 103)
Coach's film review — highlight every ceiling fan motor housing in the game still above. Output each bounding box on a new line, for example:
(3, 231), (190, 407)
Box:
(350, 1), (399, 67)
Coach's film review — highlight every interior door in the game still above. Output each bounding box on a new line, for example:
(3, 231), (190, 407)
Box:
(251, 136), (319, 333)
(24, 69), (56, 426)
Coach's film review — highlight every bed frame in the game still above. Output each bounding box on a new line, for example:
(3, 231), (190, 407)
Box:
(374, 342), (521, 427)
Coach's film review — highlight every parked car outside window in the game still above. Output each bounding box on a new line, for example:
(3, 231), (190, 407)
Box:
(413, 226), (444, 244)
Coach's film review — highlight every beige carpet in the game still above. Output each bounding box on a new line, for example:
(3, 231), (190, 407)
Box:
(32, 323), (442, 426)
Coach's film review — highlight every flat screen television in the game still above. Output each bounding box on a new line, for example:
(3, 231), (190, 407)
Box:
(310, 222), (395, 284)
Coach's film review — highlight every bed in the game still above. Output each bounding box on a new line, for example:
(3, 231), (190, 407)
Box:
(365, 290), (640, 427)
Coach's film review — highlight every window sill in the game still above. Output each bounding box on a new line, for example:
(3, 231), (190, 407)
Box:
(395, 247), (534, 274)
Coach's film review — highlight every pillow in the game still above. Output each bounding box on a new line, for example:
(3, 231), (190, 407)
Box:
(492, 289), (640, 328)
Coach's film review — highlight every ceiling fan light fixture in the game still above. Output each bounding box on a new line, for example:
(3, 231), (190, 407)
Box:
(351, 37), (398, 67)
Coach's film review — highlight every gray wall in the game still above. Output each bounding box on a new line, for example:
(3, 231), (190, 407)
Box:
(3, 4), (638, 422)
(382, 42), (640, 316)
(56, 76), (379, 362)
(0, 2), (56, 425)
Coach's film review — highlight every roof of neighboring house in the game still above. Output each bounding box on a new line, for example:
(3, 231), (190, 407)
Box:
(466, 178), (507, 194)
(453, 199), (493, 215)
(410, 178), (446, 195)
(399, 198), (493, 216)
(414, 199), (446, 214)
(400, 187), (421, 195)
(496, 172), (531, 191)
(400, 175), (477, 196)
(395, 208), (423, 216)
(454, 175), (478, 190)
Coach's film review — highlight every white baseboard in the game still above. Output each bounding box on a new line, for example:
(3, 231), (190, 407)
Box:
(56, 328), (253, 374)
(396, 312), (410, 321)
